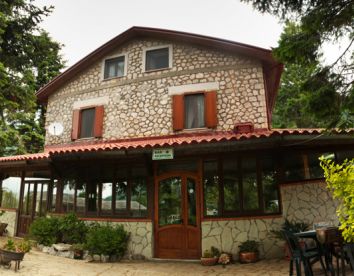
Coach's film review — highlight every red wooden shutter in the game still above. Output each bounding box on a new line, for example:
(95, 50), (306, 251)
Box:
(71, 109), (80, 140)
(94, 105), (104, 138)
(172, 95), (184, 131)
(205, 91), (217, 128)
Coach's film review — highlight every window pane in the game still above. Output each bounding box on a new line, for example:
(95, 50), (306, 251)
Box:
(336, 150), (354, 163)
(146, 48), (169, 71)
(203, 161), (219, 216)
(242, 158), (259, 211)
(35, 183), (48, 216)
(62, 180), (75, 212)
(262, 157), (279, 213)
(51, 180), (58, 212)
(131, 178), (147, 217)
(104, 56), (125, 79)
(87, 183), (98, 213)
(308, 152), (335, 179)
(76, 182), (86, 213)
(223, 159), (240, 211)
(187, 178), (197, 226)
(282, 153), (305, 182)
(185, 94), (205, 129)
(80, 108), (95, 138)
(115, 180), (127, 212)
(158, 177), (182, 226)
(1, 177), (21, 208)
(101, 182), (113, 213)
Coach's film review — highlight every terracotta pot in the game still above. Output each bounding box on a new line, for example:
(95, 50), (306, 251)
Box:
(200, 257), (218, 266)
(239, 251), (259, 263)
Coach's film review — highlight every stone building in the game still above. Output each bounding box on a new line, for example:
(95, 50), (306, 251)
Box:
(0, 27), (353, 260)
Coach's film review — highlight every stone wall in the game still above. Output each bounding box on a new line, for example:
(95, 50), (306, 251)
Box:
(91, 220), (153, 259)
(0, 208), (17, 237)
(201, 180), (338, 259)
(45, 38), (268, 145)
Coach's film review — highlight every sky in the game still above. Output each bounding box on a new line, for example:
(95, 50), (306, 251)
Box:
(33, 0), (284, 68)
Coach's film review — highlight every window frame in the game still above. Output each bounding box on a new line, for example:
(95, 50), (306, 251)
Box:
(142, 45), (173, 72)
(102, 53), (127, 80)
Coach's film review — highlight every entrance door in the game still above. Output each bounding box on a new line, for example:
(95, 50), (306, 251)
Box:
(17, 180), (49, 237)
(155, 173), (201, 259)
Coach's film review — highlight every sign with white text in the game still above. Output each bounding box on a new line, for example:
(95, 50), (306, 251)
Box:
(152, 148), (174, 160)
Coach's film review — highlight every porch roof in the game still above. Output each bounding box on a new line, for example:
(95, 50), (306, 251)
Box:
(0, 128), (352, 163)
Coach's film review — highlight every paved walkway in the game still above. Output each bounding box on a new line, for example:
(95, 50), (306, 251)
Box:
(0, 238), (347, 275)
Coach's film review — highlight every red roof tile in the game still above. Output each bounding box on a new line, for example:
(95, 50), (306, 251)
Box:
(0, 129), (352, 163)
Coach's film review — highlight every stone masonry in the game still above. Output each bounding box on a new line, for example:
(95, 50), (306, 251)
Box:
(45, 38), (268, 145)
(201, 180), (339, 260)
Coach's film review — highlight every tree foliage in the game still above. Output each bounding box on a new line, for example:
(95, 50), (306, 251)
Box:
(320, 158), (354, 242)
(242, 0), (354, 128)
(0, 0), (64, 156)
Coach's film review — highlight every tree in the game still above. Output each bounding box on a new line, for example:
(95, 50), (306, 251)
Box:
(242, 0), (354, 128)
(321, 158), (354, 242)
(0, 0), (64, 156)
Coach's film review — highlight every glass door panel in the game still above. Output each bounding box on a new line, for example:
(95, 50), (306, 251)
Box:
(35, 184), (42, 216)
(22, 183), (35, 215)
(158, 177), (182, 226)
(187, 178), (197, 226)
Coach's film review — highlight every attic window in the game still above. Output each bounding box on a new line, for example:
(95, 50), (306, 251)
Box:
(144, 45), (172, 71)
(104, 55), (126, 79)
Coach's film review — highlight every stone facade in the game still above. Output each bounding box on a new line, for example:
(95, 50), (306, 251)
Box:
(0, 209), (17, 237)
(201, 180), (338, 259)
(92, 220), (153, 259)
(45, 38), (268, 145)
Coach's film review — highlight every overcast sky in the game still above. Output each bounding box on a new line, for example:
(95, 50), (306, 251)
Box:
(33, 0), (284, 68)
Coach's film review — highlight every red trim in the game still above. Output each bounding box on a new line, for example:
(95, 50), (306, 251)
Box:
(0, 207), (18, 212)
(202, 214), (282, 221)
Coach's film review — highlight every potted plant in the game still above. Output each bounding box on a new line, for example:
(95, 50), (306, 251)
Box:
(71, 243), (85, 260)
(0, 239), (30, 271)
(271, 219), (310, 259)
(200, 248), (219, 266)
(238, 240), (260, 263)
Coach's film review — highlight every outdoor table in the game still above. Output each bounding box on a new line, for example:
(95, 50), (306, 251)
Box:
(296, 228), (345, 276)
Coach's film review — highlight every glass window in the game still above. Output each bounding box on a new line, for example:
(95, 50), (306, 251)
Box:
(101, 182), (113, 213)
(187, 178), (197, 226)
(80, 108), (95, 138)
(308, 152), (335, 179)
(261, 157), (279, 213)
(223, 159), (240, 211)
(115, 180), (127, 212)
(131, 178), (147, 217)
(1, 177), (21, 208)
(242, 158), (259, 211)
(76, 182), (86, 213)
(87, 183), (98, 213)
(282, 153), (305, 182)
(50, 180), (58, 212)
(203, 161), (219, 216)
(184, 94), (205, 129)
(145, 47), (169, 71)
(62, 180), (75, 212)
(336, 150), (354, 163)
(104, 56), (125, 79)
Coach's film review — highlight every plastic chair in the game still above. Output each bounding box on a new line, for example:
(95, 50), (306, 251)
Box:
(282, 230), (327, 276)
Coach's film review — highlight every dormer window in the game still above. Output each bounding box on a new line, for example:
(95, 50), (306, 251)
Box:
(103, 55), (126, 79)
(143, 45), (172, 72)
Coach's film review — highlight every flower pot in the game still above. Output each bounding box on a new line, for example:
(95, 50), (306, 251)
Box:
(239, 251), (259, 263)
(200, 257), (218, 266)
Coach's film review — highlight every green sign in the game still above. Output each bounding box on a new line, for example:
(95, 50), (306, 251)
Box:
(152, 148), (174, 160)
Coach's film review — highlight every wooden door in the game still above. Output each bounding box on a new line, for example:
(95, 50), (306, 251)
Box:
(154, 173), (201, 259)
(17, 180), (49, 237)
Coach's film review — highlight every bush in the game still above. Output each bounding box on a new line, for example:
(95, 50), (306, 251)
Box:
(29, 216), (60, 246)
(239, 240), (260, 253)
(85, 223), (129, 258)
(58, 213), (88, 244)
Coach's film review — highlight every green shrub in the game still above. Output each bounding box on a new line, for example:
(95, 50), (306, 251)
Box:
(239, 240), (260, 253)
(58, 213), (88, 244)
(29, 216), (60, 246)
(17, 240), (32, 253)
(85, 223), (129, 258)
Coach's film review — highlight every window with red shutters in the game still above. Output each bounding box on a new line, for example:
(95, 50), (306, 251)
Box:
(71, 106), (105, 140)
(172, 91), (217, 131)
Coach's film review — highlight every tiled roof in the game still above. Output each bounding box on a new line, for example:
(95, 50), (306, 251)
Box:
(0, 128), (352, 163)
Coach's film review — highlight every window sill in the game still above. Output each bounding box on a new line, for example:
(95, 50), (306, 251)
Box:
(180, 127), (211, 133)
(144, 67), (172, 73)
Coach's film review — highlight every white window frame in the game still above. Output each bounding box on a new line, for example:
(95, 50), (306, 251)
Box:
(142, 44), (173, 72)
(101, 53), (128, 80)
